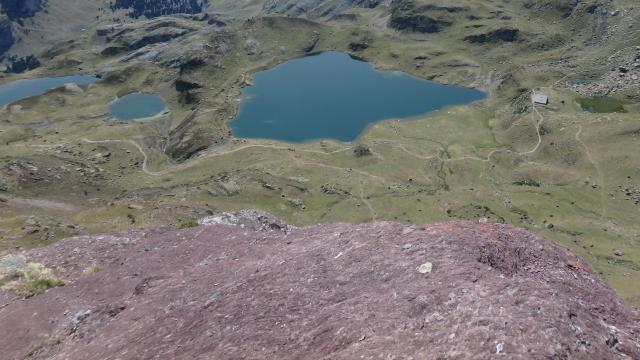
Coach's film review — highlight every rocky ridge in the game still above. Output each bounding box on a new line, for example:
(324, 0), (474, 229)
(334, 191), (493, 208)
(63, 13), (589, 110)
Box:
(262, 0), (382, 18)
(111, 0), (207, 19)
(0, 211), (638, 359)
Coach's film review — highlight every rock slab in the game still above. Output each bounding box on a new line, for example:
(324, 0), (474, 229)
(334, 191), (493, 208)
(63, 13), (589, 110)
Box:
(0, 215), (638, 359)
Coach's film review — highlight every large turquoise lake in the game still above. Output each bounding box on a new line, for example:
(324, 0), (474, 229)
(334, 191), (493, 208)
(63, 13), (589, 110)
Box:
(0, 75), (97, 108)
(231, 52), (486, 142)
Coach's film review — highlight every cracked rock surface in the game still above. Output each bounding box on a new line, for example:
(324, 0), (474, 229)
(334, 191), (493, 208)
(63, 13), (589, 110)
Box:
(0, 215), (638, 359)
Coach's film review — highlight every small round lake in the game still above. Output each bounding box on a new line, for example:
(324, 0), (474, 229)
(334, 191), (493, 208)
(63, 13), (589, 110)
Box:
(0, 75), (97, 108)
(231, 52), (486, 142)
(109, 93), (166, 121)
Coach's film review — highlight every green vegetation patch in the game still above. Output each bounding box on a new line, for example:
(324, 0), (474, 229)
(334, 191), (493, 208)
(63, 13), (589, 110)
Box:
(0, 255), (65, 297)
(577, 96), (627, 113)
(178, 219), (199, 229)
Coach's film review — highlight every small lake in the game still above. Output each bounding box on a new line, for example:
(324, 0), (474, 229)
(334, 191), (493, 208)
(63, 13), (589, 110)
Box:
(231, 52), (486, 142)
(109, 93), (166, 121)
(0, 75), (97, 108)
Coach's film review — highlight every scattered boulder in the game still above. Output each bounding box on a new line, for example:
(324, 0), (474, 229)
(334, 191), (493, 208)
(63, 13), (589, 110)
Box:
(620, 184), (640, 205)
(353, 143), (372, 157)
(199, 209), (293, 233)
(416, 262), (433, 273)
(320, 184), (352, 197)
(287, 198), (305, 209)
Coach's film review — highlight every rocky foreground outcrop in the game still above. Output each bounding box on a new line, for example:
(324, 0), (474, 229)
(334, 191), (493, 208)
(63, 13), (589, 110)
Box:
(0, 211), (638, 359)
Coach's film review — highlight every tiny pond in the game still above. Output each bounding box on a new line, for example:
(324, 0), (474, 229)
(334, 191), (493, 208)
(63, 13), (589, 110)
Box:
(109, 93), (166, 121)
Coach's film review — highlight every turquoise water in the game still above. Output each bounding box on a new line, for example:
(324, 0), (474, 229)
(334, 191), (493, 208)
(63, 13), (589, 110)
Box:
(231, 52), (486, 142)
(109, 93), (166, 121)
(0, 75), (97, 108)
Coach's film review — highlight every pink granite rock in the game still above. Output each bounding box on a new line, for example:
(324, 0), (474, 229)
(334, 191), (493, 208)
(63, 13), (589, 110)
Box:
(0, 214), (638, 359)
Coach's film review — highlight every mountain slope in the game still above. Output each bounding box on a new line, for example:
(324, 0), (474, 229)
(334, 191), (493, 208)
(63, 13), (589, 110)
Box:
(0, 0), (639, 311)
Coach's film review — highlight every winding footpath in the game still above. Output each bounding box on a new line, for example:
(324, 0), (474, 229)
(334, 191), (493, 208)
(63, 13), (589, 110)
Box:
(81, 138), (159, 176)
(574, 126), (607, 219)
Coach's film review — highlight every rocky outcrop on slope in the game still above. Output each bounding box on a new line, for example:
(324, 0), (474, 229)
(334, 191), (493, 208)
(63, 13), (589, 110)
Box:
(0, 212), (638, 359)
(0, 0), (44, 22)
(464, 28), (520, 44)
(97, 17), (200, 50)
(4, 54), (41, 73)
(0, 16), (14, 55)
(165, 110), (224, 160)
(388, 0), (457, 34)
(111, 0), (206, 19)
(97, 17), (231, 69)
(263, 0), (382, 18)
(523, 0), (580, 18)
(0, 0), (45, 57)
